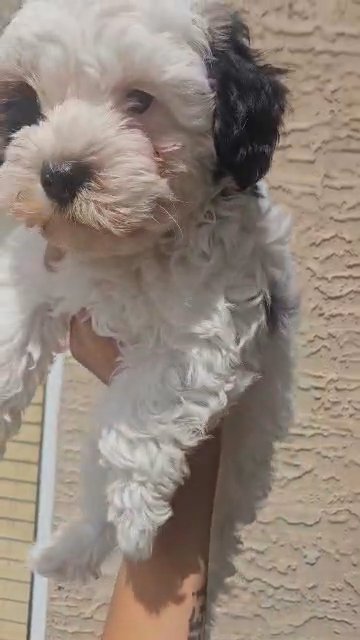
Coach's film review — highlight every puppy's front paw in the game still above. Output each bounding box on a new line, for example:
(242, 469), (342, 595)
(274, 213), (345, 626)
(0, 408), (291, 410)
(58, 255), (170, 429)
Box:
(31, 521), (116, 583)
(108, 481), (172, 561)
(114, 515), (155, 561)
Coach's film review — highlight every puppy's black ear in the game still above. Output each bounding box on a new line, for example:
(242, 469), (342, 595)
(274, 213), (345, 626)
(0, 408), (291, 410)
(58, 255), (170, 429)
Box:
(208, 15), (287, 190)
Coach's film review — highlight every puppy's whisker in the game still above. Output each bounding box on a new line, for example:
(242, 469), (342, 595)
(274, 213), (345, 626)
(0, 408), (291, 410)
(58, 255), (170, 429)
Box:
(157, 203), (183, 239)
(149, 213), (162, 226)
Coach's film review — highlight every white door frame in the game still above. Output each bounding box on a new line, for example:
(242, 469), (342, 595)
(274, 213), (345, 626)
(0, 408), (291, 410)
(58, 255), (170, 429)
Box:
(28, 355), (65, 640)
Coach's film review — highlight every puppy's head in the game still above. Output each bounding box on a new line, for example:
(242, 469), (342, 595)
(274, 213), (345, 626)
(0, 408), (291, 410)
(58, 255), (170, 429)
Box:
(0, 0), (286, 255)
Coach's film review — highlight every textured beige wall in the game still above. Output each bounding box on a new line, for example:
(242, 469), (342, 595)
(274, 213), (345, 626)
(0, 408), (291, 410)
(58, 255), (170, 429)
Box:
(211, 1), (360, 638)
(0, 0), (359, 638)
(0, 0), (19, 28)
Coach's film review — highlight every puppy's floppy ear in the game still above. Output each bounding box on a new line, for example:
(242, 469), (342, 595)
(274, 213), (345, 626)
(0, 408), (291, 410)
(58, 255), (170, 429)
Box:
(207, 13), (288, 190)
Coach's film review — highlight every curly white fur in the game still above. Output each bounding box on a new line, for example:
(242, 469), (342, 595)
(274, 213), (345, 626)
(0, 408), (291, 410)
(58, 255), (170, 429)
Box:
(0, 0), (297, 586)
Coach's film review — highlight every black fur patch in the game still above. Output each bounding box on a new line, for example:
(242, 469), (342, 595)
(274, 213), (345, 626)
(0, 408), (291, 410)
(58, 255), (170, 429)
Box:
(265, 288), (299, 334)
(0, 82), (42, 150)
(208, 15), (288, 190)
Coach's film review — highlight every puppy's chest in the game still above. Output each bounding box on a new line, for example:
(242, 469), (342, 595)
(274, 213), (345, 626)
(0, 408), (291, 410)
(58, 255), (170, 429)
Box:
(49, 231), (264, 348)
(90, 275), (160, 344)
(50, 266), (153, 343)
(51, 259), (213, 345)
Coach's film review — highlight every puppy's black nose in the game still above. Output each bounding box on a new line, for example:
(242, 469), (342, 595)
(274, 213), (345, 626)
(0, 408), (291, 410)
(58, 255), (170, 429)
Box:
(41, 161), (91, 206)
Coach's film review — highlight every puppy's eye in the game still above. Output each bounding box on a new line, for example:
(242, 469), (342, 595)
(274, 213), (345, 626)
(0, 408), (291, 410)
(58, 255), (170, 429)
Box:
(0, 81), (42, 141)
(127, 90), (154, 115)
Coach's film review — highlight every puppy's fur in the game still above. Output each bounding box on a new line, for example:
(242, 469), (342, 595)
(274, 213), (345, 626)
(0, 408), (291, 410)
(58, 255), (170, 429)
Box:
(0, 0), (298, 583)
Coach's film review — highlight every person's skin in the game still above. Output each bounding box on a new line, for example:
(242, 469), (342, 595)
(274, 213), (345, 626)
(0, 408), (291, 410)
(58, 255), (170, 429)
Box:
(70, 314), (221, 640)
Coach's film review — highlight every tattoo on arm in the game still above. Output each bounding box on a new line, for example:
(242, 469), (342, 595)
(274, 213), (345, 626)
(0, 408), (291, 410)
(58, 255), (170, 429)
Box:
(188, 588), (206, 640)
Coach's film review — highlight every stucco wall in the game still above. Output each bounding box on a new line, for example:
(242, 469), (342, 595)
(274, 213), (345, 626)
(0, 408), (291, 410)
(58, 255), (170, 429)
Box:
(0, 1), (358, 638)
(0, 0), (19, 28)
(211, 2), (360, 638)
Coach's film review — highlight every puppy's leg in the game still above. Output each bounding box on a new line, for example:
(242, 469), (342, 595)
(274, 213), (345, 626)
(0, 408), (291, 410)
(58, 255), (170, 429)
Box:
(0, 230), (67, 456)
(32, 434), (117, 582)
(96, 347), (233, 561)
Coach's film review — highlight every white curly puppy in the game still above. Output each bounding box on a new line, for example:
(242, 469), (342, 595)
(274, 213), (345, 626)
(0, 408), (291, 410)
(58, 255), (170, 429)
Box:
(0, 0), (298, 582)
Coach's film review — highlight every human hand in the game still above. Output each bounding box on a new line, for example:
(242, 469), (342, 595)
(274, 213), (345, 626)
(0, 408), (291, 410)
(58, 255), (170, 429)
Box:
(69, 314), (120, 385)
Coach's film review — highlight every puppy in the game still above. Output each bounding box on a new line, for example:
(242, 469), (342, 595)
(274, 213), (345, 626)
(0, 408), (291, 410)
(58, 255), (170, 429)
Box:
(0, 0), (298, 582)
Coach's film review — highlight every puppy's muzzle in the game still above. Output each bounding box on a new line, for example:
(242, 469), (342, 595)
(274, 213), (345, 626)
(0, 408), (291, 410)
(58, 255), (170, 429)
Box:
(2, 98), (172, 238)
(41, 161), (92, 207)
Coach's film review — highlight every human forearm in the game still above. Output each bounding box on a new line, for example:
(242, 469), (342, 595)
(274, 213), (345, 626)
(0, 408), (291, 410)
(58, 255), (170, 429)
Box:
(102, 434), (220, 640)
